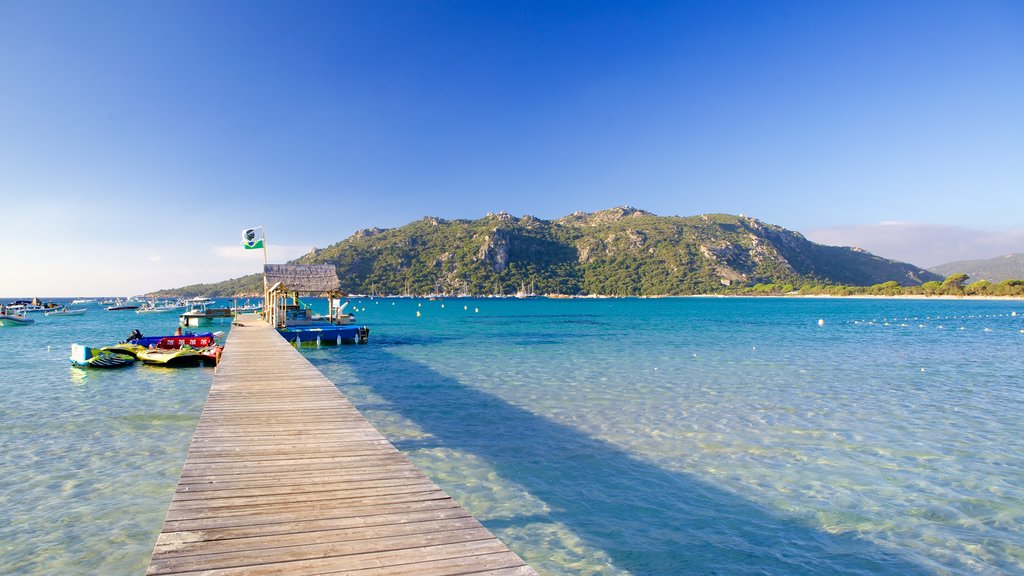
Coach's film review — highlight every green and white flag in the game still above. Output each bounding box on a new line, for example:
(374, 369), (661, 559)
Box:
(242, 226), (264, 250)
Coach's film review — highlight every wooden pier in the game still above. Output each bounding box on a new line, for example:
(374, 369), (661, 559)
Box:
(147, 314), (536, 575)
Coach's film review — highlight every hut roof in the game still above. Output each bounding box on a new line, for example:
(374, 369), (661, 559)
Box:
(264, 264), (340, 293)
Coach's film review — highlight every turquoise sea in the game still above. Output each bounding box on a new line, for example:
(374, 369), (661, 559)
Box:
(1, 297), (1022, 575)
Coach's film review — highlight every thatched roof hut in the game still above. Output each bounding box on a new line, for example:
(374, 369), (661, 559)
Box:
(262, 264), (342, 327)
(263, 264), (340, 293)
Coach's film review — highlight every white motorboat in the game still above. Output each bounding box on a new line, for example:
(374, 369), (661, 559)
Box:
(45, 307), (87, 316)
(0, 312), (35, 326)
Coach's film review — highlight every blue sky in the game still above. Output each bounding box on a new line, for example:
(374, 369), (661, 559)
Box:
(1, 0), (1022, 295)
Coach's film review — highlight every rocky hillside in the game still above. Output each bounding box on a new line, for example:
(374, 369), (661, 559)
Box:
(152, 208), (942, 297)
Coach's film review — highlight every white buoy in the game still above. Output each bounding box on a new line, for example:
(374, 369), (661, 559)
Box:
(817, 319), (825, 326)
(441, 304), (445, 308)
(416, 310), (421, 317)
(464, 305), (468, 310)
(474, 307), (479, 313)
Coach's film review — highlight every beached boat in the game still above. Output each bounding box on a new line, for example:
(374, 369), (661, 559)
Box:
(69, 344), (134, 368)
(45, 307), (87, 316)
(0, 312), (34, 327)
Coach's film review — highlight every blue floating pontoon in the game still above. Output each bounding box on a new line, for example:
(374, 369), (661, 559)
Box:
(277, 324), (369, 346)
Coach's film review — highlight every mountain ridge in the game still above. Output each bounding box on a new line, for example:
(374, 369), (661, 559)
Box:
(929, 253), (1024, 283)
(151, 208), (943, 297)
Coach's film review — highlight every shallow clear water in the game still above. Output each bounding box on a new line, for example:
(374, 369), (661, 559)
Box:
(1, 297), (1022, 575)
(0, 302), (220, 575)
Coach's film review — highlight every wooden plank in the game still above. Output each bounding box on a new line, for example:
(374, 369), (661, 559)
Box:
(147, 314), (536, 576)
(156, 506), (473, 544)
(155, 539), (518, 576)
(160, 498), (465, 533)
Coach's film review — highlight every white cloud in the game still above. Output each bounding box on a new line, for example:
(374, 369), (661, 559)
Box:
(147, 254), (163, 262)
(805, 223), (1024, 268)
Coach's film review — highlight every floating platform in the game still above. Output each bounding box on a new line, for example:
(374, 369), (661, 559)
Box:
(179, 307), (234, 327)
(277, 323), (369, 346)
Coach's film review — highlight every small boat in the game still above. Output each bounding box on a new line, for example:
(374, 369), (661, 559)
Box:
(232, 299), (263, 313)
(137, 347), (205, 367)
(107, 304), (141, 311)
(136, 300), (185, 314)
(5, 300), (62, 314)
(0, 312), (35, 326)
(45, 307), (87, 316)
(116, 329), (222, 348)
(101, 330), (223, 358)
(69, 344), (134, 368)
(70, 298), (96, 305)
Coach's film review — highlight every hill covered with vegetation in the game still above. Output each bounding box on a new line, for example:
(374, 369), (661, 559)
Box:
(930, 253), (1024, 283)
(152, 208), (947, 297)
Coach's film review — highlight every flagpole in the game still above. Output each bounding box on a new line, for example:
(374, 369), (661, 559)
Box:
(261, 224), (268, 265)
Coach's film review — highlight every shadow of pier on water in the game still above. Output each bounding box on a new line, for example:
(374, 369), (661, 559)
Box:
(311, 350), (932, 576)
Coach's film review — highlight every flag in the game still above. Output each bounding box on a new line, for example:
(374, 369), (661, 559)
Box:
(242, 227), (264, 250)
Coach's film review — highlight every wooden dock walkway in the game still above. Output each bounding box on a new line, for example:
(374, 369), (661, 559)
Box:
(147, 314), (536, 576)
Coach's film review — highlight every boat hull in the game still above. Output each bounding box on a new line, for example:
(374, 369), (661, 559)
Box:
(46, 308), (87, 316)
(100, 343), (147, 359)
(0, 314), (34, 326)
(137, 348), (206, 367)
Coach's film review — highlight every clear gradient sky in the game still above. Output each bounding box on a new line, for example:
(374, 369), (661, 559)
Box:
(2, 0), (1022, 296)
